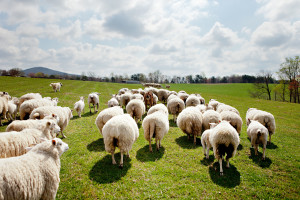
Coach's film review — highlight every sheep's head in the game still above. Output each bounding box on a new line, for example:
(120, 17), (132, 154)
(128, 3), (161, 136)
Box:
(46, 120), (61, 136)
(52, 138), (69, 157)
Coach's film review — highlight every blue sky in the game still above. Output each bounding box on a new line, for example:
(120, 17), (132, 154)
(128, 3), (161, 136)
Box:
(0, 0), (299, 78)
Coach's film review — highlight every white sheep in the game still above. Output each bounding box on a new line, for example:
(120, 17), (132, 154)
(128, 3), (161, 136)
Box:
(195, 94), (205, 104)
(216, 104), (240, 116)
(120, 92), (132, 108)
(0, 95), (9, 126)
(167, 94), (178, 103)
(95, 106), (124, 134)
(247, 120), (269, 160)
(142, 110), (169, 152)
(157, 89), (169, 103)
(7, 97), (19, 121)
(246, 108), (276, 144)
(131, 93), (144, 101)
(220, 111), (243, 135)
(201, 123), (218, 159)
(0, 138), (69, 200)
(126, 99), (145, 123)
(50, 82), (63, 92)
(19, 98), (58, 120)
(177, 92), (189, 103)
(74, 96), (85, 117)
(208, 99), (220, 111)
(177, 107), (203, 145)
(209, 120), (240, 175)
(145, 87), (159, 96)
(197, 104), (214, 114)
(202, 110), (222, 131)
(29, 106), (73, 138)
(102, 114), (139, 168)
(88, 92), (100, 113)
(186, 94), (201, 107)
(147, 103), (168, 116)
(19, 92), (42, 105)
(167, 97), (185, 122)
(107, 95), (119, 107)
(153, 93), (158, 105)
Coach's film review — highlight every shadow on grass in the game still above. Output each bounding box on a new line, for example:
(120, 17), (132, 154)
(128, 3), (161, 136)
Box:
(267, 142), (278, 149)
(237, 144), (243, 151)
(209, 162), (240, 188)
(87, 138), (105, 152)
(175, 135), (201, 149)
(169, 119), (177, 127)
(136, 144), (165, 162)
(200, 155), (215, 166)
(79, 111), (97, 118)
(89, 153), (131, 184)
(249, 148), (272, 168)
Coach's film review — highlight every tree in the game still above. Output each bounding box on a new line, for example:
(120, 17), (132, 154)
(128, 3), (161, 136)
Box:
(249, 71), (274, 100)
(9, 68), (24, 77)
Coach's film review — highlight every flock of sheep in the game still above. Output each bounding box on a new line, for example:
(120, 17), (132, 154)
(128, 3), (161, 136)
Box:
(0, 82), (276, 199)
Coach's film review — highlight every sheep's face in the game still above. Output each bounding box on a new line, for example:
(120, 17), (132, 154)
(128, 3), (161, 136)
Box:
(52, 138), (69, 156)
(47, 120), (61, 134)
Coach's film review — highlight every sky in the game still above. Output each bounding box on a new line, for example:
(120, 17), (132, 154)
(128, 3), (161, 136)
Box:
(0, 0), (299, 78)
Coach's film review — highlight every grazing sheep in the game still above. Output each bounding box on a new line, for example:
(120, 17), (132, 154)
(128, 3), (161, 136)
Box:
(0, 138), (69, 200)
(102, 114), (139, 168)
(246, 108), (276, 144)
(167, 94), (177, 103)
(19, 92), (42, 106)
(216, 104), (240, 116)
(201, 123), (218, 159)
(166, 85), (170, 89)
(6, 97), (20, 121)
(19, 98), (58, 120)
(208, 99), (220, 111)
(147, 103), (168, 116)
(202, 110), (222, 131)
(29, 106), (73, 138)
(107, 95), (119, 107)
(157, 89), (169, 103)
(144, 91), (154, 110)
(131, 93), (144, 101)
(220, 111), (243, 134)
(209, 121), (240, 175)
(197, 104), (214, 114)
(178, 92), (189, 103)
(0, 128), (58, 158)
(247, 120), (269, 160)
(153, 93), (158, 105)
(145, 87), (159, 96)
(195, 94), (205, 104)
(177, 107), (203, 145)
(167, 97), (185, 122)
(142, 110), (169, 152)
(118, 88), (129, 95)
(120, 92), (132, 108)
(138, 88), (145, 96)
(50, 82), (63, 92)
(185, 94), (200, 107)
(0, 95), (9, 125)
(74, 96), (85, 117)
(126, 99), (145, 123)
(95, 106), (124, 134)
(88, 92), (100, 113)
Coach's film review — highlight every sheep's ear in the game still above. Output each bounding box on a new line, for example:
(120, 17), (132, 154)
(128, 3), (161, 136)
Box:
(25, 147), (33, 153)
(52, 139), (56, 146)
(219, 120), (221, 123)
(248, 119), (251, 124)
(47, 121), (51, 126)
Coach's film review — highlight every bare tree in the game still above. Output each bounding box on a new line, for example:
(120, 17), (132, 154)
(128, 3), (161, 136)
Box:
(249, 71), (274, 100)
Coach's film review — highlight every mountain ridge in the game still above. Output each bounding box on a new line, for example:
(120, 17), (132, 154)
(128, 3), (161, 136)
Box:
(23, 67), (79, 76)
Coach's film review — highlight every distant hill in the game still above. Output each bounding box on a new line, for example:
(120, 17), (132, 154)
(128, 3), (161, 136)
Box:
(23, 67), (78, 77)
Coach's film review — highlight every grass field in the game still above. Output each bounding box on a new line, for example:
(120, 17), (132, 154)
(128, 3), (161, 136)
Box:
(1, 76), (299, 199)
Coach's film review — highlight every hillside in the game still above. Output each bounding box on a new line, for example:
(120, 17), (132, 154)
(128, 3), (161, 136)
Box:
(23, 66), (78, 76)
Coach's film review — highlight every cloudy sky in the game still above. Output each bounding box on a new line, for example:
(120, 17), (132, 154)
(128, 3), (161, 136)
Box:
(0, 0), (299, 78)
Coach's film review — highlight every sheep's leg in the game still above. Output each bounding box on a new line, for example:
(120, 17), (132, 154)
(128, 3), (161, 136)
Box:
(187, 134), (190, 140)
(112, 151), (116, 165)
(262, 144), (266, 160)
(219, 158), (223, 176)
(149, 139), (152, 152)
(254, 145), (258, 155)
(156, 138), (159, 151)
(127, 151), (130, 158)
(226, 158), (230, 168)
(96, 103), (99, 113)
(78, 111), (81, 118)
(119, 152), (124, 169)
(7, 113), (14, 121)
(202, 143), (206, 157)
(61, 131), (67, 139)
(206, 146), (210, 159)
(173, 115), (176, 122)
(89, 103), (92, 113)
(193, 135), (197, 145)
(268, 135), (272, 144)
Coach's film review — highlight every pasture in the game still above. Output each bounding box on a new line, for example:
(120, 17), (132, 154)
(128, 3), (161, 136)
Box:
(0, 76), (299, 199)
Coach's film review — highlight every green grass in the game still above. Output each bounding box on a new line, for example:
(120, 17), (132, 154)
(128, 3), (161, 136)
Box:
(1, 77), (299, 199)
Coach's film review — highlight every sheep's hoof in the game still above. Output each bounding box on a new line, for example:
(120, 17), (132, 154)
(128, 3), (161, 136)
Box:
(156, 148), (159, 152)
(220, 172), (223, 176)
(112, 161), (117, 165)
(119, 164), (123, 169)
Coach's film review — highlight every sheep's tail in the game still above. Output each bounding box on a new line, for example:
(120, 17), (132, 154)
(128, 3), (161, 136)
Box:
(216, 143), (234, 159)
(176, 102), (181, 112)
(32, 113), (40, 119)
(256, 130), (262, 144)
(149, 122), (156, 139)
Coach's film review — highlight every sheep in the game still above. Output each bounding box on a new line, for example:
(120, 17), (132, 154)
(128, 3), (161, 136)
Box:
(6, 118), (60, 139)
(195, 94), (205, 104)
(185, 94), (201, 107)
(177, 107), (203, 145)
(131, 89), (139, 94)
(131, 93), (144, 101)
(153, 93), (158, 105)
(246, 108), (276, 144)
(157, 89), (169, 103)
(208, 99), (220, 111)
(19, 98), (58, 120)
(197, 104), (214, 114)
(209, 120), (240, 175)
(29, 106), (73, 138)
(0, 95), (9, 125)
(107, 95), (119, 107)
(220, 111), (243, 134)
(178, 92), (189, 103)
(216, 104), (240, 116)
(19, 92), (42, 105)
(167, 97), (185, 122)
(202, 110), (222, 131)
(118, 88), (129, 95)
(74, 96), (85, 117)
(145, 87), (159, 96)
(95, 106), (124, 134)
(88, 92), (100, 113)
(144, 91), (154, 110)
(102, 114), (139, 168)
(166, 85), (170, 89)
(120, 92), (132, 108)
(0, 128), (59, 158)
(147, 103), (168, 116)
(247, 120), (269, 160)
(0, 138), (69, 200)
(50, 82), (63, 92)
(126, 99), (145, 123)
(201, 123), (218, 159)
(6, 97), (19, 121)
(142, 110), (169, 152)
(167, 94), (178, 103)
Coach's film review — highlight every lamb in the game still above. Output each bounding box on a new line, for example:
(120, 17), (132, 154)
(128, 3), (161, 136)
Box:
(19, 98), (58, 120)
(157, 89), (169, 103)
(102, 114), (139, 168)
(0, 95), (9, 125)
(209, 120), (240, 175)
(0, 128), (59, 158)
(0, 138), (69, 200)
(74, 96), (85, 117)
(95, 106), (124, 134)
(185, 94), (201, 107)
(120, 92), (132, 108)
(216, 104), (240, 116)
(88, 92), (100, 113)
(29, 106), (73, 138)
(247, 120), (269, 160)
(246, 108), (276, 144)
(6, 118), (60, 139)
(201, 123), (218, 159)
(202, 110), (222, 131)
(177, 107), (203, 145)
(19, 92), (42, 105)
(142, 110), (169, 152)
(220, 111), (243, 134)
(126, 99), (145, 123)
(167, 97), (185, 122)
(50, 82), (63, 92)
(107, 95), (119, 107)
(147, 103), (168, 116)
